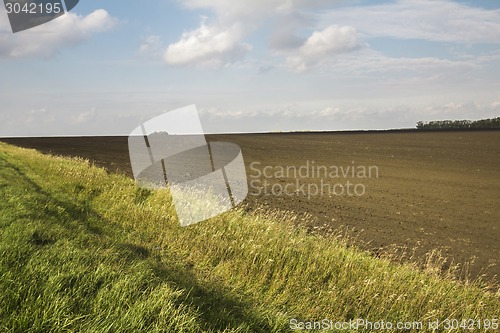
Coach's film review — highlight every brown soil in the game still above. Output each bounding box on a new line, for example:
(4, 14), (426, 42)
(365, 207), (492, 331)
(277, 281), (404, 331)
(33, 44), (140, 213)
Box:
(2, 131), (499, 282)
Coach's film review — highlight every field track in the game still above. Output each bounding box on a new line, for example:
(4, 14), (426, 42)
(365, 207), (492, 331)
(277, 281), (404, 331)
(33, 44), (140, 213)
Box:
(2, 131), (499, 281)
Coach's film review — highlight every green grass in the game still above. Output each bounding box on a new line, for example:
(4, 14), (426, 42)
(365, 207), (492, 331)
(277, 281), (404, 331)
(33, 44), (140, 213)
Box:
(0, 142), (498, 332)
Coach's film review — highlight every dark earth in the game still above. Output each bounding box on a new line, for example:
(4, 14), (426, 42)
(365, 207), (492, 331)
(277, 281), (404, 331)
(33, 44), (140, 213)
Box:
(2, 131), (499, 282)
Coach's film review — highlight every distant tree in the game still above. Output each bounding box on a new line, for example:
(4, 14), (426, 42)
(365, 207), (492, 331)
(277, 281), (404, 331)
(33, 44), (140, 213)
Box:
(416, 117), (500, 130)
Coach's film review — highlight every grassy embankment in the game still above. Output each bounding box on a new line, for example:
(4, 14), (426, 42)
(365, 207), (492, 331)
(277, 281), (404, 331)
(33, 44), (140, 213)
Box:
(0, 142), (498, 332)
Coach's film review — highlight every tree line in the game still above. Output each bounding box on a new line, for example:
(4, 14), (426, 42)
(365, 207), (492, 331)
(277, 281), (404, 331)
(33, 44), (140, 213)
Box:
(416, 117), (500, 130)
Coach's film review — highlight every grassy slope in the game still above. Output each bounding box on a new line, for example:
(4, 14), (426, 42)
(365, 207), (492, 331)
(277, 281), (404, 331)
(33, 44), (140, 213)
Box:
(0, 142), (498, 332)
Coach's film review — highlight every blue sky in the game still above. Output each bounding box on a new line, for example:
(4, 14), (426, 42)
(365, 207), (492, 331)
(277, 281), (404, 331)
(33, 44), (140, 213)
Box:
(1, 0), (499, 136)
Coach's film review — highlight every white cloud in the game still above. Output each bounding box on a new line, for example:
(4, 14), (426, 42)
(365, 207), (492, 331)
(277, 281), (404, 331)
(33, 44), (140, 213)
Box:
(164, 22), (251, 69)
(269, 10), (315, 51)
(164, 0), (500, 71)
(180, 0), (291, 22)
(75, 108), (97, 124)
(180, 0), (341, 21)
(199, 99), (500, 133)
(25, 108), (55, 125)
(0, 9), (117, 59)
(163, 0), (277, 68)
(164, 0), (344, 69)
(404, 101), (500, 123)
(285, 25), (359, 71)
(138, 35), (162, 57)
(320, 0), (500, 43)
(325, 48), (479, 75)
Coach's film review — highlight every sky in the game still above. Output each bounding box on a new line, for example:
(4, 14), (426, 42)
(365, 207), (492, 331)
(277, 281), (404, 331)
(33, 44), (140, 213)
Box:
(0, 0), (499, 136)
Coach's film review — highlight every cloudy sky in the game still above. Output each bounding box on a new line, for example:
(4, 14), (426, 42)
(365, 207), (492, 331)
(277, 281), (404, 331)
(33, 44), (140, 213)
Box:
(1, 0), (499, 136)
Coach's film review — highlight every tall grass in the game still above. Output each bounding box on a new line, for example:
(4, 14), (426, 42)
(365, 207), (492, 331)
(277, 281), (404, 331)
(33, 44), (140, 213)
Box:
(0, 142), (498, 332)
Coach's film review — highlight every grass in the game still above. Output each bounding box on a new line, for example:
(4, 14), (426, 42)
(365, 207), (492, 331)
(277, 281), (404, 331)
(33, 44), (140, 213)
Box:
(0, 142), (498, 332)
